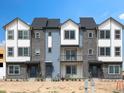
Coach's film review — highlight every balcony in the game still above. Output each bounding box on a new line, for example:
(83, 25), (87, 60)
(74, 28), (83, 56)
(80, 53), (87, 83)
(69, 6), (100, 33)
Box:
(60, 55), (83, 61)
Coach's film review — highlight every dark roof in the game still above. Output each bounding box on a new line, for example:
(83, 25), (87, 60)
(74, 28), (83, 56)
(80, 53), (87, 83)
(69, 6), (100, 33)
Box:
(3, 17), (30, 29)
(99, 17), (124, 29)
(80, 17), (97, 29)
(47, 19), (60, 28)
(61, 19), (79, 26)
(31, 18), (48, 29)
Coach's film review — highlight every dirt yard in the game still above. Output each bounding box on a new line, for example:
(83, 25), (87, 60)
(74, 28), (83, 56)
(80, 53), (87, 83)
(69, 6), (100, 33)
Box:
(0, 79), (121, 93)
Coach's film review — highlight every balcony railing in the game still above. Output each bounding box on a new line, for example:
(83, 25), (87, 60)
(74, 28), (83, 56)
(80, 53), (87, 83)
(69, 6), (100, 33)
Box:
(60, 55), (83, 61)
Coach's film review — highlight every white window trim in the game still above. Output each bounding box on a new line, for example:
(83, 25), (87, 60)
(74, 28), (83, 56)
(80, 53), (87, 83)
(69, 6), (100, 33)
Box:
(108, 65), (120, 75)
(98, 47), (111, 56)
(115, 47), (121, 56)
(99, 30), (110, 39)
(34, 49), (40, 56)
(8, 65), (20, 75)
(66, 65), (77, 75)
(7, 47), (14, 57)
(18, 30), (29, 39)
(64, 30), (75, 40)
(88, 48), (93, 55)
(35, 32), (40, 39)
(115, 29), (121, 39)
(7, 30), (14, 40)
(18, 47), (29, 57)
(88, 32), (93, 38)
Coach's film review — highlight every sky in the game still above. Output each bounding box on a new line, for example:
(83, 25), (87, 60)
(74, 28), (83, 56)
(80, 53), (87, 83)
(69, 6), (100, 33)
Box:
(0, 0), (124, 45)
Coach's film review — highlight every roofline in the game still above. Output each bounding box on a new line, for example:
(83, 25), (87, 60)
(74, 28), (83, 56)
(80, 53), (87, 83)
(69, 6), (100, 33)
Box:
(61, 19), (79, 26)
(3, 17), (30, 30)
(98, 17), (124, 29)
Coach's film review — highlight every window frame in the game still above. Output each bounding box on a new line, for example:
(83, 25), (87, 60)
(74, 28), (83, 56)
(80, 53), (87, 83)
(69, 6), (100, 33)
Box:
(99, 30), (110, 39)
(88, 48), (93, 55)
(64, 30), (75, 40)
(66, 65), (77, 75)
(8, 65), (20, 75)
(99, 47), (111, 56)
(35, 32), (40, 39)
(18, 47), (29, 57)
(18, 30), (29, 40)
(7, 47), (14, 57)
(7, 30), (14, 40)
(34, 48), (40, 56)
(108, 65), (120, 74)
(88, 32), (93, 38)
(48, 48), (52, 53)
(115, 47), (121, 56)
(115, 30), (121, 39)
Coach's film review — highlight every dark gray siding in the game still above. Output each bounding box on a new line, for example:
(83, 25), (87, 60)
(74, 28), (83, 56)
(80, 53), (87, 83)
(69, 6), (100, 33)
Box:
(6, 63), (27, 79)
(82, 29), (97, 77)
(102, 63), (122, 79)
(31, 29), (45, 76)
(45, 29), (60, 78)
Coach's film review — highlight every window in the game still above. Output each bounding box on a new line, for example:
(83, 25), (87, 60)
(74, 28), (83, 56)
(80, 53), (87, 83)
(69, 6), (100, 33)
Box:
(99, 47), (110, 56)
(0, 63), (3, 67)
(18, 30), (29, 39)
(115, 30), (120, 39)
(108, 65), (120, 74)
(88, 32), (93, 38)
(66, 65), (77, 75)
(64, 30), (75, 39)
(8, 47), (14, 57)
(8, 65), (20, 75)
(48, 48), (52, 53)
(88, 49), (93, 55)
(99, 30), (110, 39)
(48, 32), (51, 36)
(18, 47), (29, 56)
(35, 32), (40, 38)
(0, 54), (3, 59)
(35, 49), (40, 56)
(115, 47), (121, 56)
(8, 30), (14, 40)
(65, 50), (77, 60)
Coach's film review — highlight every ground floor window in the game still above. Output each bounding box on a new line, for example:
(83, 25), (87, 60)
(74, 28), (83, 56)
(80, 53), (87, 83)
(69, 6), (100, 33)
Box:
(8, 65), (20, 75)
(66, 65), (77, 75)
(108, 65), (120, 74)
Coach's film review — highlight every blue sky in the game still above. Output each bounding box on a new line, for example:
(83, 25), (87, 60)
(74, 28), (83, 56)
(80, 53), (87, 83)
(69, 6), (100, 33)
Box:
(0, 0), (124, 42)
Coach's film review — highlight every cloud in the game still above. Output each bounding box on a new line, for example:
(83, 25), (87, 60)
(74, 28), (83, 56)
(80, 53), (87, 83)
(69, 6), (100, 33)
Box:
(118, 13), (124, 20)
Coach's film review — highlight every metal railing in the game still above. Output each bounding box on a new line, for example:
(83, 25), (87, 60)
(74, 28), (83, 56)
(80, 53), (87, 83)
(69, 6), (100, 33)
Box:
(60, 55), (83, 61)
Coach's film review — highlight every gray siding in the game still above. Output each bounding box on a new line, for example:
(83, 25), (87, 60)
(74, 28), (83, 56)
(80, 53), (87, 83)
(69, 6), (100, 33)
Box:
(45, 29), (60, 78)
(82, 29), (97, 78)
(31, 29), (45, 76)
(6, 63), (27, 79)
(102, 63), (122, 79)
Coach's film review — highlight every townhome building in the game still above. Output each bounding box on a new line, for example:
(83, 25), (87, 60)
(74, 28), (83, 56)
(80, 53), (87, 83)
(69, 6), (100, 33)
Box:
(0, 43), (6, 79)
(3, 17), (124, 79)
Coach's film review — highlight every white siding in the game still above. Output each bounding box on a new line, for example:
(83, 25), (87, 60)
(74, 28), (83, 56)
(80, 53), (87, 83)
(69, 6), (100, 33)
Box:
(0, 63), (6, 79)
(5, 19), (30, 62)
(61, 20), (79, 45)
(98, 19), (123, 62)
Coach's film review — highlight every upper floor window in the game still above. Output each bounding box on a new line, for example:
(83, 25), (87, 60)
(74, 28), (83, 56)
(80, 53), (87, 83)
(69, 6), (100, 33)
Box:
(88, 49), (93, 55)
(48, 32), (51, 36)
(115, 30), (120, 39)
(65, 49), (77, 60)
(8, 65), (20, 75)
(88, 32), (93, 38)
(64, 30), (75, 39)
(34, 48), (40, 56)
(18, 47), (29, 56)
(99, 47), (110, 56)
(115, 47), (121, 56)
(8, 47), (14, 57)
(48, 48), (52, 53)
(99, 30), (110, 39)
(35, 32), (40, 38)
(18, 30), (29, 39)
(8, 30), (14, 40)
(0, 54), (3, 59)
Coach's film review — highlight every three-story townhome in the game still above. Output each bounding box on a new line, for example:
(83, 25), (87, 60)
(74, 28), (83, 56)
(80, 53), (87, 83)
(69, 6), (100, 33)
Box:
(98, 17), (124, 79)
(4, 18), (30, 79)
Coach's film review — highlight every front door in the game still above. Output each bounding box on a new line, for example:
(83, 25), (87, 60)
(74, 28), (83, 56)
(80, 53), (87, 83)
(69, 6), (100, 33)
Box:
(45, 63), (53, 78)
(30, 66), (37, 77)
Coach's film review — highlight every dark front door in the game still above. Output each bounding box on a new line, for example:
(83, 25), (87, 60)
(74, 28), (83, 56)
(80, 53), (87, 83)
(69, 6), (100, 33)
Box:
(30, 66), (37, 77)
(45, 63), (53, 78)
(89, 64), (102, 78)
